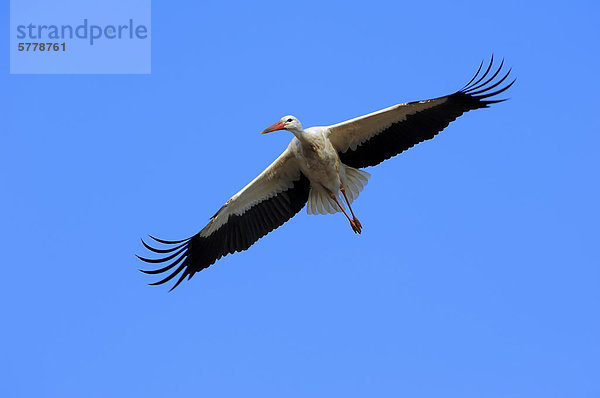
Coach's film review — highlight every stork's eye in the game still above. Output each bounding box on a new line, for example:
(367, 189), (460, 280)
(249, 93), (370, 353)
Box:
(287, 118), (293, 123)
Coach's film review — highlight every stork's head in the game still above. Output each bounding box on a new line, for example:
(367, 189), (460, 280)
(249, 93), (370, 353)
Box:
(261, 115), (303, 134)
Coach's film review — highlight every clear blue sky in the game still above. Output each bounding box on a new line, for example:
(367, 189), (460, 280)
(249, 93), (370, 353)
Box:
(2, 1), (599, 397)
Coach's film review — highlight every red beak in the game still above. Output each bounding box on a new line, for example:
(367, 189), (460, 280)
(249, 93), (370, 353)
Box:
(261, 121), (286, 134)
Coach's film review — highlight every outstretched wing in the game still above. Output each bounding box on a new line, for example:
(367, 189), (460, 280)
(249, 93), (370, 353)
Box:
(138, 146), (310, 290)
(328, 57), (514, 168)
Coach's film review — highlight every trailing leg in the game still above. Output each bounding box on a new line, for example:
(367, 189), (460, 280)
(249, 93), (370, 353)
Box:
(340, 184), (362, 231)
(328, 191), (361, 234)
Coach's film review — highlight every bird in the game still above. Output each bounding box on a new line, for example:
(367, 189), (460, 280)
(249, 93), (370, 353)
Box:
(139, 56), (514, 290)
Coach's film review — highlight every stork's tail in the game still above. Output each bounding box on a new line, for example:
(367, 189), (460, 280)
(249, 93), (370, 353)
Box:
(306, 166), (370, 215)
(341, 166), (371, 205)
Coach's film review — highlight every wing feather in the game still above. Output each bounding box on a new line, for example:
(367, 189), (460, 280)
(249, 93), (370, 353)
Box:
(328, 57), (514, 168)
(138, 147), (310, 290)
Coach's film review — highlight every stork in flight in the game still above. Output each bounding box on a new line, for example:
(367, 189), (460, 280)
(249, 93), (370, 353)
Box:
(139, 57), (514, 290)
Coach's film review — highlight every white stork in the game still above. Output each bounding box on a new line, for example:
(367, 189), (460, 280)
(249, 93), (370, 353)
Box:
(139, 57), (514, 290)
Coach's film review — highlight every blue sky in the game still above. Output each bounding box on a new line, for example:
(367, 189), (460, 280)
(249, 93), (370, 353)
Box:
(2, 1), (599, 397)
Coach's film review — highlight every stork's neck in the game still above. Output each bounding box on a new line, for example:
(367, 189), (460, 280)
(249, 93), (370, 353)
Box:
(288, 126), (309, 145)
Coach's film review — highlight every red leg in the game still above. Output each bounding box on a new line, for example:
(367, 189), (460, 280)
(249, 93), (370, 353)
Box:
(340, 185), (362, 232)
(329, 192), (361, 234)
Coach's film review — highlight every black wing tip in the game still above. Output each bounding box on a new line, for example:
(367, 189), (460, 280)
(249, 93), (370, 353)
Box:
(148, 234), (191, 245)
(168, 270), (191, 292)
(137, 176), (311, 291)
(457, 56), (514, 104)
(137, 234), (196, 290)
(141, 237), (189, 254)
(136, 254), (158, 263)
(150, 263), (188, 286)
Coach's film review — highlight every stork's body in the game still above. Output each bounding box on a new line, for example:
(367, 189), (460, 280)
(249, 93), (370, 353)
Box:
(139, 57), (514, 290)
(291, 127), (342, 194)
(276, 124), (365, 233)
